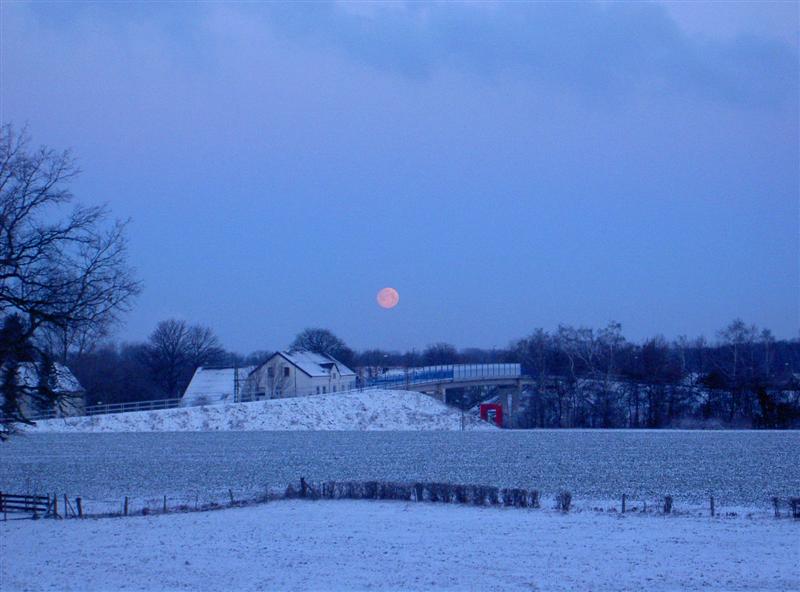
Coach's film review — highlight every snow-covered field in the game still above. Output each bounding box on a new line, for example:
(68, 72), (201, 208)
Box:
(28, 389), (492, 432)
(2, 500), (797, 591)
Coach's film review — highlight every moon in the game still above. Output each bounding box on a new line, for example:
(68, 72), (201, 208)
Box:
(377, 287), (400, 309)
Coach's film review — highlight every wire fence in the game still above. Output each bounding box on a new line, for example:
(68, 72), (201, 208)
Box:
(5, 480), (798, 521)
(28, 398), (183, 421)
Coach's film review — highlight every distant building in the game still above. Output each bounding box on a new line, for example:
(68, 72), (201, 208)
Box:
(244, 350), (356, 399)
(0, 361), (85, 418)
(181, 365), (255, 407)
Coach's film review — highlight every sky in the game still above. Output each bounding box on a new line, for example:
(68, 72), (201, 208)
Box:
(1, 1), (798, 353)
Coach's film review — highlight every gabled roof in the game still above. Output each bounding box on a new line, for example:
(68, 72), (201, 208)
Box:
(181, 366), (255, 407)
(255, 350), (356, 378)
(6, 362), (84, 394)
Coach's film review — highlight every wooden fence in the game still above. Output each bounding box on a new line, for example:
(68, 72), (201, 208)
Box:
(0, 492), (49, 519)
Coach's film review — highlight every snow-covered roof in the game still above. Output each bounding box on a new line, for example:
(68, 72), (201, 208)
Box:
(260, 350), (356, 378)
(181, 366), (255, 407)
(8, 362), (84, 393)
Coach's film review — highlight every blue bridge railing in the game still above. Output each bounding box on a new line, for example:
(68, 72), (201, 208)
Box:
(366, 363), (521, 388)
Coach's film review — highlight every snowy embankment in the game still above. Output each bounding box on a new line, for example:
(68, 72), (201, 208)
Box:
(28, 389), (493, 432)
(2, 500), (797, 592)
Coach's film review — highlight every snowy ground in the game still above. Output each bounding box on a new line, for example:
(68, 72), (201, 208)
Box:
(1, 500), (797, 592)
(27, 389), (492, 432)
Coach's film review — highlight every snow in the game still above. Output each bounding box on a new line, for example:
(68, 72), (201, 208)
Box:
(1, 500), (796, 591)
(7, 362), (83, 393)
(180, 366), (255, 407)
(27, 389), (493, 433)
(275, 350), (356, 377)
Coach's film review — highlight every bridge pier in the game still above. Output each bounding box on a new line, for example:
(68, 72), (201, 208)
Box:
(501, 380), (524, 428)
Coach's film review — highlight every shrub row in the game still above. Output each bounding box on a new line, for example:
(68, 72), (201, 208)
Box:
(285, 479), (542, 509)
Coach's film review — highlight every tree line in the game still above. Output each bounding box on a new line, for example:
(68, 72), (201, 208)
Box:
(1, 124), (797, 434)
(352, 321), (800, 429)
(56, 319), (800, 429)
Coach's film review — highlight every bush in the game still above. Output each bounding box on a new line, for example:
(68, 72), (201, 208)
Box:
(556, 491), (572, 512)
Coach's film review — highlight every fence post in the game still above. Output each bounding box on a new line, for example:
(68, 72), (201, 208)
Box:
(621, 493), (626, 514)
(76, 497), (83, 518)
(124, 496), (129, 517)
(163, 496), (167, 513)
(710, 496), (715, 517)
(772, 496), (780, 518)
(53, 493), (59, 519)
(663, 495), (673, 514)
(790, 498), (800, 520)
(229, 489), (235, 506)
(300, 477), (307, 499)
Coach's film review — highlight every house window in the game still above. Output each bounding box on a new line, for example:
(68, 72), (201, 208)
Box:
(267, 367), (274, 378)
(333, 386), (337, 393)
(316, 386), (320, 394)
(322, 386), (327, 394)
(283, 367), (290, 377)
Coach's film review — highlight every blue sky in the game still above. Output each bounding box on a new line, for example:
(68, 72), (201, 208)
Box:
(2, 1), (798, 352)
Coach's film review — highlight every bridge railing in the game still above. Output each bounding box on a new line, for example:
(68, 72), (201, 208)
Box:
(367, 363), (521, 388)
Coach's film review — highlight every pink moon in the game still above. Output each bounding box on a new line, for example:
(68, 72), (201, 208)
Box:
(377, 287), (400, 309)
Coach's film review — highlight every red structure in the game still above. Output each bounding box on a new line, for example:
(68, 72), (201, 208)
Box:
(479, 403), (503, 427)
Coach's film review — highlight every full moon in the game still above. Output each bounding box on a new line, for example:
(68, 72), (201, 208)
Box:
(377, 287), (400, 309)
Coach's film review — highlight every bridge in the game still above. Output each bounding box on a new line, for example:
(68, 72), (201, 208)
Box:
(365, 363), (535, 422)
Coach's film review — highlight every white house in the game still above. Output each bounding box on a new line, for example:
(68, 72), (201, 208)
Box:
(243, 350), (356, 399)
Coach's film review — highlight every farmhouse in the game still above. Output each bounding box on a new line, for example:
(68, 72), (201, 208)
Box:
(243, 350), (356, 399)
(1, 361), (85, 418)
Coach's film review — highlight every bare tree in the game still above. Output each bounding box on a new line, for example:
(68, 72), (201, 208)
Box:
(145, 319), (225, 398)
(0, 125), (140, 437)
(290, 328), (354, 366)
(145, 320), (190, 398)
(596, 321), (625, 427)
(185, 325), (224, 368)
(37, 313), (114, 363)
(716, 319), (759, 422)
(422, 343), (458, 365)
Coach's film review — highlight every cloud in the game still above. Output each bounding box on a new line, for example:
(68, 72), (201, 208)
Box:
(1, 1), (796, 346)
(248, 1), (798, 108)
